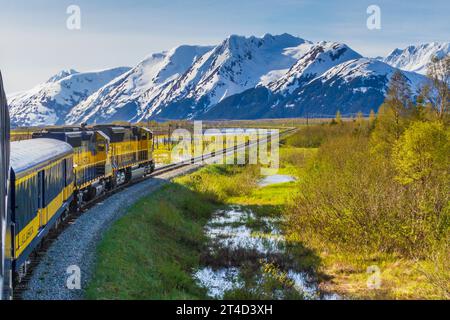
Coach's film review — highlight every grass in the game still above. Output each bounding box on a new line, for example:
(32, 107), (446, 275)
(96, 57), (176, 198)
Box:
(86, 183), (217, 299)
(87, 130), (447, 300)
(86, 164), (264, 299)
(86, 149), (317, 300)
(281, 127), (450, 300)
(318, 252), (448, 299)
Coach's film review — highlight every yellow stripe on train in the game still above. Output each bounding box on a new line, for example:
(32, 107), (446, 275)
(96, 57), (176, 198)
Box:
(14, 184), (73, 258)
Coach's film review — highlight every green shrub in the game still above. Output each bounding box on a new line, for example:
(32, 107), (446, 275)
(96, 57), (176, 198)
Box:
(284, 121), (370, 148)
(286, 120), (449, 259)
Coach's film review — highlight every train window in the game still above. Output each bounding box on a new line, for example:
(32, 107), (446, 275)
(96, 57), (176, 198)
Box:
(66, 157), (74, 185)
(15, 175), (39, 230)
(63, 159), (67, 186)
(44, 161), (65, 206)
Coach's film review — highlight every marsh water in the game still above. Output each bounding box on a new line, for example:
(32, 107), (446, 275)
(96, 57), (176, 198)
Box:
(258, 174), (296, 187)
(192, 176), (340, 300)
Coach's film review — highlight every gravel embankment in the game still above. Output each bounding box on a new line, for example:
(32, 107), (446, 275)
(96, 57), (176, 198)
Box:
(22, 164), (202, 300)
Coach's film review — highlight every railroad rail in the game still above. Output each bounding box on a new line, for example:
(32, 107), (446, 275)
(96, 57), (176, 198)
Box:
(12, 127), (297, 299)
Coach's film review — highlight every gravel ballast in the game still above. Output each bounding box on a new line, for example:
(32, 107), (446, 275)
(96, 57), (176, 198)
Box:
(22, 165), (202, 300)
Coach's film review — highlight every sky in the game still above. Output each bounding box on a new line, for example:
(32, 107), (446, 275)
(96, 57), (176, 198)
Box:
(0, 0), (448, 93)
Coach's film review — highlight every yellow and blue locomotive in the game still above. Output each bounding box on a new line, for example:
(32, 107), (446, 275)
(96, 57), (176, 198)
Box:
(33, 124), (154, 204)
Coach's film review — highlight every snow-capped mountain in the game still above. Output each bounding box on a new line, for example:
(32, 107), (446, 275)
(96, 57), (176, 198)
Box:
(65, 45), (213, 124)
(9, 34), (438, 126)
(382, 42), (450, 74)
(9, 67), (130, 126)
(201, 58), (427, 119)
(268, 41), (362, 93)
(151, 33), (312, 119)
(67, 33), (313, 124)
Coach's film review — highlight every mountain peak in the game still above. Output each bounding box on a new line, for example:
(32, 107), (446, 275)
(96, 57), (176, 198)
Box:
(223, 33), (307, 51)
(263, 32), (306, 44)
(46, 69), (79, 83)
(269, 41), (362, 93)
(383, 42), (450, 74)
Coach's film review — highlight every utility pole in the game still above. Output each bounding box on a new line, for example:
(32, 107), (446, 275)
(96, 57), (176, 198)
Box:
(168, 123), (171, 149)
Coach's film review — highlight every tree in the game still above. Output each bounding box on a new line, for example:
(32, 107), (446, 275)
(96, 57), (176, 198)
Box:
(393, 121), (449, 185)
(368, 109), (376, 130)
(354, 111), (364, 133)
(335, 110), (342, 125)
(387, 71), (413, 108)
(370, 72), (413, 156)
(369, 109), (376, 122)
(424, 55), (450, 120)
(413, 86), (433, 121)
(370, 104), (398, 156)
(356, 111), (364, 123)
(385, 70), (414, 138)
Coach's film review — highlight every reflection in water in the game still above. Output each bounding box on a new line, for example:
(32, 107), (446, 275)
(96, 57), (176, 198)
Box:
(193, 206), (340, 300)
(258, 174), (296, 187)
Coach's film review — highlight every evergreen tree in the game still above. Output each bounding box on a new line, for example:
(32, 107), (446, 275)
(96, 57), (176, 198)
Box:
(355, 111), (364, 133)
(369, 109), (376, 122)
(356, 111), (364, 123)
(335, 110), (342, 125)
(369, 109), (376, 130)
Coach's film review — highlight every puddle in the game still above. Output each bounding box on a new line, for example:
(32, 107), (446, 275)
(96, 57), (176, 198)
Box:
(193, 206), (340, 300)
(193, 267), (243, 299)
(205, 206), (283, 255)
(258, 174), (296, 187)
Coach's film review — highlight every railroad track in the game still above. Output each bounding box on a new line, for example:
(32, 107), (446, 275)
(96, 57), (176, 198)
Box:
(12, 127), (297, 299)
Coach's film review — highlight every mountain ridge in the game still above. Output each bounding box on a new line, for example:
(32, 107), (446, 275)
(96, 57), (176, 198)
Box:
(7, 34), (447, 127)
(9, 66), (131, 127)
(382, 42), (450, 74)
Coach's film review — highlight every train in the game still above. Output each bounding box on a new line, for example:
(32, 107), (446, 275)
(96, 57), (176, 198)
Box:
(1, 120), (154, 298)
(1, 72), (10, 299)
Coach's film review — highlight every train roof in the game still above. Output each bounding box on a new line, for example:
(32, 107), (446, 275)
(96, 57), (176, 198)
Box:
(11, 138), (73, 179)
